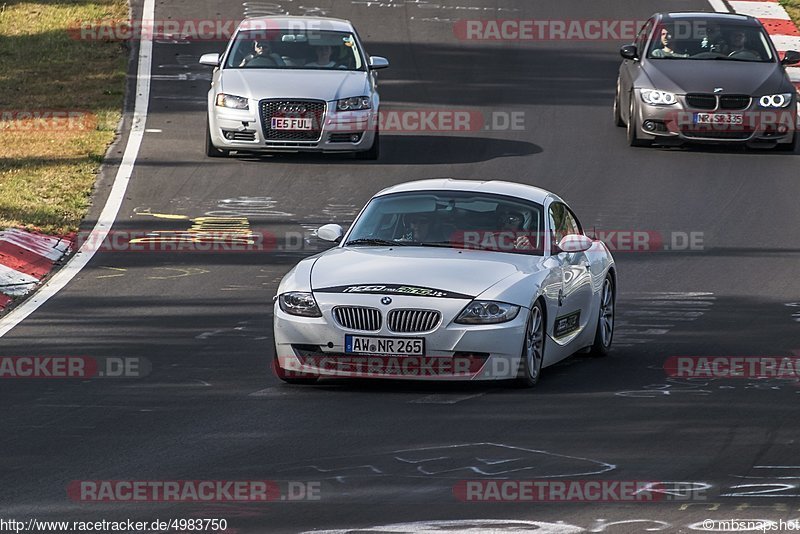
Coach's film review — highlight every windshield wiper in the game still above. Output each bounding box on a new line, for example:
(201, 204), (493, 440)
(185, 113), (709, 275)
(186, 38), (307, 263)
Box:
(413, 242), (456, 248)
(345, 238), (406, 247)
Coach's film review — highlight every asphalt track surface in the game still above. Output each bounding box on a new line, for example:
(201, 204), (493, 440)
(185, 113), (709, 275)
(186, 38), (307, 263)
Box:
(3, 0), (800, 532)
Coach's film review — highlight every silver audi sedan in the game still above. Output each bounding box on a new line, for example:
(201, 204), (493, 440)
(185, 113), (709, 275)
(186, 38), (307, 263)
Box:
(199, 17), (388, 159)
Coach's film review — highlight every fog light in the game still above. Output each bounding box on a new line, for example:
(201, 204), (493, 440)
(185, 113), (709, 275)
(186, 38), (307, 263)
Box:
(350, 134), (360, 142)
(224, 131), (235, 140)
(643, 120), (656, 132)
(778, 125), (789, 134)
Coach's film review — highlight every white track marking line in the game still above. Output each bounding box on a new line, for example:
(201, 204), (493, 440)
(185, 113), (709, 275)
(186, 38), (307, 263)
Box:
(708, 0), (730, 13)
(0, 0), (155, 337)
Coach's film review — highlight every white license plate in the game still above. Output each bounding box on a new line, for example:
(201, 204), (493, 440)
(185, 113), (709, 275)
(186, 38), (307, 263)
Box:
(271, 117), (312, 130)
(694, 113), (744, 125)
(345, 335), (424, 356)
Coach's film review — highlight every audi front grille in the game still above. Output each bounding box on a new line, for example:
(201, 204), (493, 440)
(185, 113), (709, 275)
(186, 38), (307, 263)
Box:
(259, 99), (326, 142)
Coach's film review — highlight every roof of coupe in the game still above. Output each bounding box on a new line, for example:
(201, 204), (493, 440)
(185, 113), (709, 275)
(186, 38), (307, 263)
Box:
(657, 11), (757, 24)
(375, 179), (558, 205)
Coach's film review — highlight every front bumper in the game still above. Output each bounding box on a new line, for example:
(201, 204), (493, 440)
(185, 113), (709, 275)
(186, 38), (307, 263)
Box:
(273, 294), (529, 381)
(208, 103), (378, 153)
(633, 91), (797, 145)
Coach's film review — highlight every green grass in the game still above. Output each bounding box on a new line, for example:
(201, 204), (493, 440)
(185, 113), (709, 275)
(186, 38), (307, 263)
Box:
(780, 0), (800, 29)
(0, 0), (128, 235)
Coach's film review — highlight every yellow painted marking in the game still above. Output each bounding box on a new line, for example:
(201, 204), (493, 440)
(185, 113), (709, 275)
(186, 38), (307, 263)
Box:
(133, 208), (190, 220)
(128, 216), (258, 246)
(147, 267), (210, 280)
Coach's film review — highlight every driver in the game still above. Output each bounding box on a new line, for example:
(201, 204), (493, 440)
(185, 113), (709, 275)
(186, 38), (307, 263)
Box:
(401, 212), (435, 242)
(496, 208), (533, 250)
(305, 45), (338, 68)
(727, 29), (756, 57)
(239, 40), (285, 67)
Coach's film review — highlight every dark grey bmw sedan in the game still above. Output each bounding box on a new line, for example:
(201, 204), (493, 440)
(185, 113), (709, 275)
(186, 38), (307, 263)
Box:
(615, 12), (800, 150)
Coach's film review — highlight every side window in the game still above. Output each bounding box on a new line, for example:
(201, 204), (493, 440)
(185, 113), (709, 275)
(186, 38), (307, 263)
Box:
(635, 19), (654, 55)
(548, 203), (583, 248)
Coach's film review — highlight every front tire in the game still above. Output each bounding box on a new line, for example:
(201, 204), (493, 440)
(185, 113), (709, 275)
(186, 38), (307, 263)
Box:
(590, 275), (615, 357)
(613, 81), (625, 127)
(205, 118), (229, 158)
(355, 128), (380, 160)
(627, 93), (651, 147)
(515, 301), (545, 388)
(273, 346), (318, 385)
(774, 133), (798, 152)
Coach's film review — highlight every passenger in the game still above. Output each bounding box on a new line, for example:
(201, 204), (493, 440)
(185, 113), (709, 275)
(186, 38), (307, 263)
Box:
(651, 28), (688, 58)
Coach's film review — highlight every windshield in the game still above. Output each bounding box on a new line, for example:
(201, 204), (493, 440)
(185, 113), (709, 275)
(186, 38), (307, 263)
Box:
(225, 29), (365, 70)
(345, 191), (545, 255)
(647, 20), (774, 62)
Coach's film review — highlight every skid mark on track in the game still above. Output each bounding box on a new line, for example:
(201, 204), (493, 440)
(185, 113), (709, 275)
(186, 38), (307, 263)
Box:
(614, 292), (715, 347)
(277, 443), (615, 481)
(409, 392), (488, 404)
(206, 197), (294, 218)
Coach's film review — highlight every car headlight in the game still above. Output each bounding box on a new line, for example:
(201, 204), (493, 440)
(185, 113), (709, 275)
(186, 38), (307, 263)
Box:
(215, 93), (249, 110)
(455, 300), (520, 325)
(337, 96), (371, 111)
(278, 292), (322, 317)
(758, 93), (793, 108)
(640, 89), (678, 106)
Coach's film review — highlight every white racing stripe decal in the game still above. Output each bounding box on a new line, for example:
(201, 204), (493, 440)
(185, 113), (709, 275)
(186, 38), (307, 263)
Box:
(0, 0), (155, 337)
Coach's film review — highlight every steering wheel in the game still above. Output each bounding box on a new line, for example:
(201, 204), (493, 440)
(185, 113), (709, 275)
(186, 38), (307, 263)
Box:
(728, 50), (760, 60)
(243, 55), (277, 67)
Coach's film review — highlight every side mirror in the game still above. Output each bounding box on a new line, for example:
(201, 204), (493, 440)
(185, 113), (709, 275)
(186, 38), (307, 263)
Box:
(557, 234), (593, 253)
(369, 56), (390, 70)
(199, 53), (221, 67)
(317, 224), (344, 243)
(620, 44), (639, 60)
(781, 50), (800, 65)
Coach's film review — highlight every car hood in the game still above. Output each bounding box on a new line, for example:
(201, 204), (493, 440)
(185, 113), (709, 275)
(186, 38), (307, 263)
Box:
(642, 60), (787, 95)
(310, 247), (538, 298)
(219, 69), (369, 101)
